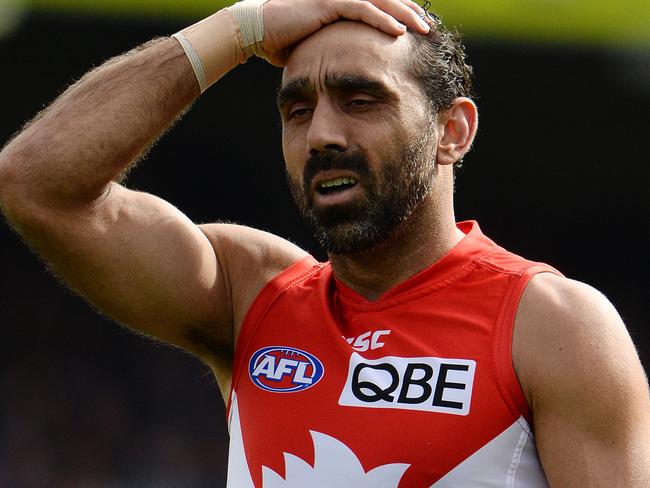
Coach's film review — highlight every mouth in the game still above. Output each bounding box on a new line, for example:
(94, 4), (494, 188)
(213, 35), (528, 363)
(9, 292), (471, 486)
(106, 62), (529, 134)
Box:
(310, 172), (363, 207)
(317, 176), (358, 195)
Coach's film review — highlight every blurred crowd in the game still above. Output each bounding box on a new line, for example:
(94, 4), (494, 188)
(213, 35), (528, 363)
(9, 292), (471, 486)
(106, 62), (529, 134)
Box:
(0, 285), (229, 487)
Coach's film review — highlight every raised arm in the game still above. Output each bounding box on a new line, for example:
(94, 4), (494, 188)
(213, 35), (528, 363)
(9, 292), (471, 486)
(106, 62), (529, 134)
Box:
(0, 0), (429, 384)
(0, 37), (214, 340)
(514, 273), (650, 486)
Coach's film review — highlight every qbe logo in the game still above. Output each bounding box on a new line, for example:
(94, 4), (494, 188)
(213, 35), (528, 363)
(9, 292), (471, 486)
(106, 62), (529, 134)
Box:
(249, 346), (324, 393)
(339, 353), (476, 415)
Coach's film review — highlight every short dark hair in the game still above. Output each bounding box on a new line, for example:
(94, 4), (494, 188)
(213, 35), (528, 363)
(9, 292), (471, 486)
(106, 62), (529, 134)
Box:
(406, 15), (475, 113)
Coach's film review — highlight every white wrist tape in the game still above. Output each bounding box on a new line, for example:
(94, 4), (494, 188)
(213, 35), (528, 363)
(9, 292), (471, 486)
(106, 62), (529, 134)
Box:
(172, 32), (209, 92)
(173, 6), (265, 94)
(227, 0), (269, 59)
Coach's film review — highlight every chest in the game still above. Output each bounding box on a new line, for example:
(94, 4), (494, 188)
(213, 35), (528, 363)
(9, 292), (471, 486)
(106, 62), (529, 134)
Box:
(230, 285), (524, 487)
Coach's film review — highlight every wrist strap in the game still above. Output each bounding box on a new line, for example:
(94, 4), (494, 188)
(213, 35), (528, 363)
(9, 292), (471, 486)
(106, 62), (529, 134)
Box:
(227, 0), (269, 59)
(172, 32), (209, 93)
(172, 9), (247, 93)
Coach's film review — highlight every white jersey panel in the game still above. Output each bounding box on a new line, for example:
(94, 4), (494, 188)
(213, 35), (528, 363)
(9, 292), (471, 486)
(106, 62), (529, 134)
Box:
(228, 390), (548, 488)
(432, 418), (548, 487)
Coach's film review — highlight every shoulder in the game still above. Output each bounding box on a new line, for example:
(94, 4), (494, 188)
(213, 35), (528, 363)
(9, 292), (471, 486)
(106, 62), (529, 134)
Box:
(515, 272), (624, 346)
(199, 223), (309, 268)
(515, 272), (627, 350)
(199, 223), (310, 334)
(513, 272), (646, 408)
(512, 272), (650, 483)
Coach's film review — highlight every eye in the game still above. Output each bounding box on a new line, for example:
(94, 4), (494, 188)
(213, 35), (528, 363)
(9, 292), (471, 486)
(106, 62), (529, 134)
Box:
(291, 108), (312, 118)
(347, 98), (374, 107)
(286, 105), (313, 120)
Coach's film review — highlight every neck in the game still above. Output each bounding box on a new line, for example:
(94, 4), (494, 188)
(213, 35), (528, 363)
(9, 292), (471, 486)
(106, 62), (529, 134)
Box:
(329, 169), (463, 301)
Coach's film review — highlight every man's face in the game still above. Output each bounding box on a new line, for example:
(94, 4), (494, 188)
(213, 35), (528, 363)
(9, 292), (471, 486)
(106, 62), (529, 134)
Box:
(278, 22), (437, 255)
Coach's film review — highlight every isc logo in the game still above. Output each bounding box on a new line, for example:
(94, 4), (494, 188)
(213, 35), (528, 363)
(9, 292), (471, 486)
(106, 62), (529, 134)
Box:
(339, 353), (476, 415)
(249, 346), (324, 393)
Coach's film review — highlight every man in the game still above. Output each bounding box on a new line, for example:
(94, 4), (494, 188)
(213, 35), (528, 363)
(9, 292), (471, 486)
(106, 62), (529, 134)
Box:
(0, 0), (648, 486)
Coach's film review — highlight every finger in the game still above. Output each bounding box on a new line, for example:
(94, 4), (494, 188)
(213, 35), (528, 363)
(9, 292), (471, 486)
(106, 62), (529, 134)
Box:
(391, 0), (427, 19)
(400, 0), (426, 17)
(335, 0), (410, 36)
(368, 0), (431, 34)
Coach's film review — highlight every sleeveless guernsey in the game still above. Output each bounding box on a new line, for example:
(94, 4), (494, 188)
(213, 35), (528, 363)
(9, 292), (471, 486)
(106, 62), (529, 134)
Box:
(226, 221), (559, 487)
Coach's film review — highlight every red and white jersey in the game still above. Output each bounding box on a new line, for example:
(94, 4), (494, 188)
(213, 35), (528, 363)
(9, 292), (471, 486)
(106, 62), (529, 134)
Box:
(226, 221), (558, 487)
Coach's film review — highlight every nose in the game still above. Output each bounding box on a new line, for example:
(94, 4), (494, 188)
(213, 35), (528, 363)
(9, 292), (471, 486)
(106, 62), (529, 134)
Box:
(306, 101), (349, 156)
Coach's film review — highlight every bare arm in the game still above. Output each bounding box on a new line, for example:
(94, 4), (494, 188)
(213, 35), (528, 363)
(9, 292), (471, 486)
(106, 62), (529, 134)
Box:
(0, 1), (428, 369)
(0, 38), (222, 347)
(1, 38), (197, 209)
(514, 273), (650, 486)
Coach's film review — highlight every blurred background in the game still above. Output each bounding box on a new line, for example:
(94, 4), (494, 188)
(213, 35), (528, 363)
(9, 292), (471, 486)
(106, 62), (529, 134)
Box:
(1, 0), (648, 486)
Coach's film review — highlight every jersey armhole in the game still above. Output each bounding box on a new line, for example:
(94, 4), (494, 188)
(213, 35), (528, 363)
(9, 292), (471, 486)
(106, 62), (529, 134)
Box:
(226, 255), (323, 419)
(493, 264), (562, 426)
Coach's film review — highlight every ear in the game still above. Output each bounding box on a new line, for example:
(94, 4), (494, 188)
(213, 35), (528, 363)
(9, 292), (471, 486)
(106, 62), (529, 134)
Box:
(436, 97), (478, 166)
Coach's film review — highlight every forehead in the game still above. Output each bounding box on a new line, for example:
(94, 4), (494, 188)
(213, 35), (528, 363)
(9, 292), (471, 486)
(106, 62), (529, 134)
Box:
(282, 21), (412, 90)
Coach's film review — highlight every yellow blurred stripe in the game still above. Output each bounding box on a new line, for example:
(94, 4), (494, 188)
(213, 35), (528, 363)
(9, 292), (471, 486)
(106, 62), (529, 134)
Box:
(28, 0), (650, 46)
(29, 0), (232, 18)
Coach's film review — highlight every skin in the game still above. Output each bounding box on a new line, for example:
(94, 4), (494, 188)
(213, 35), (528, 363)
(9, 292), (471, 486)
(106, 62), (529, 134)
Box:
(514, 274), (650, 485)
(0, 0), (647, 485)
(0, 0), (429, 397)
(279, 22), (474, 298)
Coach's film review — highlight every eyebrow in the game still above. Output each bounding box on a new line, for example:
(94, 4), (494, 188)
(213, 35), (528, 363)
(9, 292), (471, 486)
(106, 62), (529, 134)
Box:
(276, 73), (396, 109)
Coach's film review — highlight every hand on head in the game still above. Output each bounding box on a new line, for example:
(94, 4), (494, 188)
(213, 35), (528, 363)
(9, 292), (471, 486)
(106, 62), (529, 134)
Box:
(258, 0), (431, 66)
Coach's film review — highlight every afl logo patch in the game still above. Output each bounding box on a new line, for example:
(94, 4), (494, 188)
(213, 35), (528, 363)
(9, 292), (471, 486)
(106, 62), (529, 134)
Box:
(249, 346), (324, 393)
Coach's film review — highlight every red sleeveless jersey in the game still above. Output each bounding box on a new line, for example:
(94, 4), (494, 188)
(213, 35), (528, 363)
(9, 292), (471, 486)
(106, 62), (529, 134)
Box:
(226, 221), (559, 487)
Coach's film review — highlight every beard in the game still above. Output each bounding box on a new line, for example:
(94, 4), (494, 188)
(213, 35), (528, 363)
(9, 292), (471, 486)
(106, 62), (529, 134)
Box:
(286, 129), (436, 256)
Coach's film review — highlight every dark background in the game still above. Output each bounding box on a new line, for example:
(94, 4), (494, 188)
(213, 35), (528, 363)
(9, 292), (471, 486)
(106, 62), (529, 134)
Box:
(1, 11), (648, 487)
